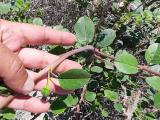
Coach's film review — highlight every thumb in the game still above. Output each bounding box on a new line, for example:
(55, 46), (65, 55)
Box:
(0, 43), (34, 94)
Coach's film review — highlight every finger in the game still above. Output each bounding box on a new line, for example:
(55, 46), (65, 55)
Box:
(18, 48), (82, 73)
(27, 70), (73, 95)
(0, 96), (50, 113)
(1, 19), (76, 47)
(0, 44), (34, 94)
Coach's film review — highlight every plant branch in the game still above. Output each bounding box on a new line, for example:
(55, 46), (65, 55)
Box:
(95, 49), (115, 60)
(94, 54), (115, 66)
(0, 45), (160, 110)
(0, 45), (95, 109)
(76, 85), (87, 113)
(138, 65), (160, 76)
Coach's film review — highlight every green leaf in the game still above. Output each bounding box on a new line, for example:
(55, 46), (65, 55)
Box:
(51, 97), (67, 115)
(154, 92), (160, 108)
(49, 46), (66, 55)
(91, 66), (103, 73)
(85, 91), (96, 102)
(33, 17), (43, 26)
(114, 50), (138, 74)
(63, 94), (78, 107)
(0, 84), (12, 96)
(104, 90), (118, 101)
(0, 3), (11, 14)
(146, 76), (160, 91)
(135, 14), (143, 25)
(59, 69), (91, 90)
(98, 29), (116, 47)
(145, 43), (160, 64)
(54, 25), (69, 32)
(114, 102), (123, 112)
(2, 108), (15, 120)
(101, 109), (109, 117)
(74, 16), (95, 44)
(105, 62), (114, 70)
(153, 8), (160, 22)
(16, 0), (24, 8)
(144, 10), (153, 22)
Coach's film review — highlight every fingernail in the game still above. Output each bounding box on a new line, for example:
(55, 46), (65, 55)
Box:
(23, 75), (34, 94)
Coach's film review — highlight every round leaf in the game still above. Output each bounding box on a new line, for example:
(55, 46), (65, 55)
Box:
(154, 92), (160, 108)
(54, 25), (69, 32)
(51, 97), (67, 115)
(113, 102), (123, 113)
(63, 95), (78, 107)
(0, 3), (11, 14)
(104, 90), (118, 101)
(2, 108), (15, 120)
(101, 109), (109, 117)
(146, 76), (160, 91)
(33, 17), (43, 26)
(59, 69), (91, 90)
(145, 43), (160, 64)
(91, 66), (103, 73)
(85, 91), (96, 102)
(98, 29), (116, 47)
(114, 50), (138, 74)
(74, 16), (95, 44)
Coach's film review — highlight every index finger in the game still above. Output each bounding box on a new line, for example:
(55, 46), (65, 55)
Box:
(1, 19), (76, 46)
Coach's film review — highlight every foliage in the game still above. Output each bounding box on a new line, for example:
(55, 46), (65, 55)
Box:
(59, 69), (90, 90)
(0, 0), (160, 119)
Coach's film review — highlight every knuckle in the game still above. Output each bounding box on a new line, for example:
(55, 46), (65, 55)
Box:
(9, 56), (24, 80)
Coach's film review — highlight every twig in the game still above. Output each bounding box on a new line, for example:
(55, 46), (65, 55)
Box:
(138, 65), (160, 76)
(95, 49), (115, 60)
(34, 45), (95, 82)
(79, 85), (87, 104)
(94, 54), (115, 66)
(76, 85), (87, 113)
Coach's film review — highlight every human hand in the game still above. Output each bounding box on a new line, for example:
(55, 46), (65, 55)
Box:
(0, 19), (81, 113)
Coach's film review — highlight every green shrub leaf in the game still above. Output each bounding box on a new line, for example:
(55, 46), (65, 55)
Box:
(74, 16), (95, 44)
(154, 92), (160, 108)
(114, 102), (123, 112)
(51, 97), (67, 115)
(114, 50), (138, 74)
(85, 91), (96, 102)
(91, 66), (103, 73)
(101, 109), (109, 117)
(2, 108), (15, 120)
(54, 25), (69, 32)
(33, 17), (43, 26)
(104, 90), (118, 101)
(98, 29), (116, 47)
(146, 76), (160, 91)
(63, 95), (78, 107)
(59, 69), (91, 90)
(0, 3), (11, 14)
(145, 43), (160, 64)
(0, 84), (12, 96)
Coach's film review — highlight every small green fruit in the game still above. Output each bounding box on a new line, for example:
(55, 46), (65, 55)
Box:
(41, 87), (50, 97)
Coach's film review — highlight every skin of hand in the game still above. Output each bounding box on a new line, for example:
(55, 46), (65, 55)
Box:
(0, 19), (82, 113)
